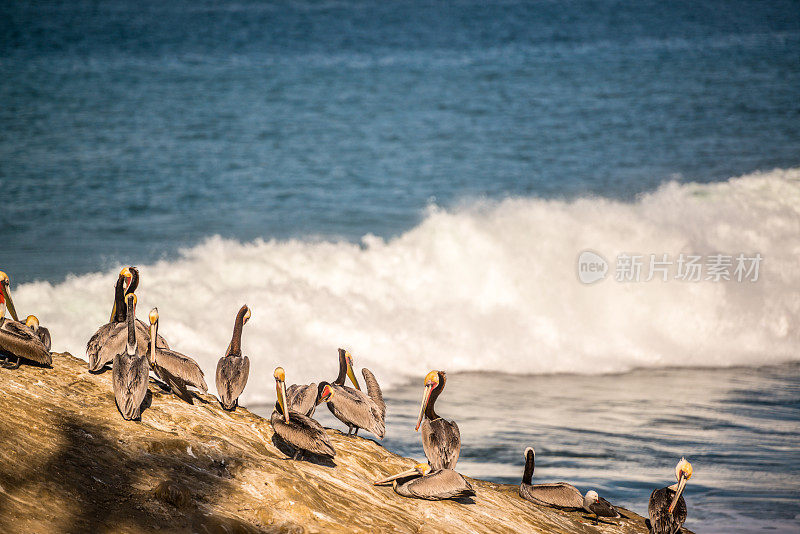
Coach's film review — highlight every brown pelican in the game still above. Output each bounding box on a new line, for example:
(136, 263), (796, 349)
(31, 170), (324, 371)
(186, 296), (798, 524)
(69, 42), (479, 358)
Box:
(0, 301), (51, 368)
(519, 446), (583, 509)
(112, 294), (150, 420)
(271, 367), (335, 460)
(215, 305), (250, 410)
(583, 490), (620, 524)
(87, 267), (168, 372)
(147, 308), (207, 403)
(648, 458), (693, 534)
(415, 370), (460, 470)
(325, 348), (385, 438)
(0, 271), (52, 353)
(374, 463), (475, 501)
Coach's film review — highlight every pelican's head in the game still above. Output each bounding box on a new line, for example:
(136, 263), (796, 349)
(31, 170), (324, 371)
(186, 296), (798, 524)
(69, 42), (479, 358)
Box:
(149, 307), (159, 325)
(120, 266), (132, 286)
(415, 370), (441, 431)
(25, 315), (40, 331)
(668, 458), (693, 514)
(524, 446), (535, 460)
(242, 306), (251, 325)
(0, 270), (18, 321)
(583, 490), (600, 510)
(273, 367), (289, 423)
(675, 457), (693, 482)
(414, 463), (431, 476)
(316, 382), (333, 405)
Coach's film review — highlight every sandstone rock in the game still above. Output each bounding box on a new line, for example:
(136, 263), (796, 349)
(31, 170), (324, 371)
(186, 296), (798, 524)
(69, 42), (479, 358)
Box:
(0, 352), (691, 533)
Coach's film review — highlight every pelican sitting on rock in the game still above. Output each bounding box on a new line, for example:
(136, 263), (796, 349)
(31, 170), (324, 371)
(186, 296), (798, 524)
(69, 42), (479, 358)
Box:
(112, 294), (150, 420)
(271, 367), (335, 460)
(416, 370), (460, 470)
(649, 458), (692, 534)
(374, 463), (475, 501)
(216, 305), (251, 411)
(583, 490), (621, 524)
(0, 301), (51, 368)
(325, 348), (385, 438)
(519, 446), (583, 509)
(0, 271), (52, 354)
(87, 266), (168, 372)
(147, 308), (207, 403)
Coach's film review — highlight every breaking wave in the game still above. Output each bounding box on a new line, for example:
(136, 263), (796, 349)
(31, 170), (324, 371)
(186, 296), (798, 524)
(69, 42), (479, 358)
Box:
(11, 168), (800, 404)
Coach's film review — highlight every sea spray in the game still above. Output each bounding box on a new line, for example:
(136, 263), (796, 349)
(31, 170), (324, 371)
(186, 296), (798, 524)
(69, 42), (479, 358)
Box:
(13, 168), (800, 404)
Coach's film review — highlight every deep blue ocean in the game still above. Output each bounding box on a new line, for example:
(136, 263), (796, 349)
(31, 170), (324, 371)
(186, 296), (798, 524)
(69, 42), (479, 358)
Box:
(2, 1), (799, 532)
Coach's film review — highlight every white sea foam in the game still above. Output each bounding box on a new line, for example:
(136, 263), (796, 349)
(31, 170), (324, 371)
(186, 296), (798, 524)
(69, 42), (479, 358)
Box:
(10, 168), (800, 404)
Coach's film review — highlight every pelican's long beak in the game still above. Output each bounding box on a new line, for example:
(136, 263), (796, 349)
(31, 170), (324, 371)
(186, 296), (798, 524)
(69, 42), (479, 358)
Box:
(276, 378), (290, 424)
(668, 472), (687, 514)
(0, 281), (19, 322)
(415, 383), (434, 432)
(374, 467), (420, 486)
(148, 311), (158, 366)
(345, 352), (361, 390)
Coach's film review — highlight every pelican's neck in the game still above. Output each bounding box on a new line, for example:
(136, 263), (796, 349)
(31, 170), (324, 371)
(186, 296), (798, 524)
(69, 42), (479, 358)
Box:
(522, 450), (535, 485)
(111, 276), (126, 323)
(425, 371), (445, 421)
(126, 302), (137, 355)
(334, 349), (347, 385)
(227, 307), (247, 357)
(126, 268), (139, 295)
(149, 322), (158, 365)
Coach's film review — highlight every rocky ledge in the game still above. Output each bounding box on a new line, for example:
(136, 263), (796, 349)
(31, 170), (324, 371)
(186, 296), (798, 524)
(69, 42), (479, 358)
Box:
(0, 352), (689, 533)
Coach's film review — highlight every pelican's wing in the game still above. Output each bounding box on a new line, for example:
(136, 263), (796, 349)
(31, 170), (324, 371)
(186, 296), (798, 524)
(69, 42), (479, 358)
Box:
(520, 482), (582, 509)
(422, 418), (461, 470)
(113, 353), (150, 420)
(0, 323), (51, 366)
(216, 355), (250, 408)
(286, 383), (317, 417)
(361, 367), (385, 420)
(403, 469), (475, 500)
(648, 487), (686, 534)
(155, 348), (207, 392)
(270, 410), (335, 457)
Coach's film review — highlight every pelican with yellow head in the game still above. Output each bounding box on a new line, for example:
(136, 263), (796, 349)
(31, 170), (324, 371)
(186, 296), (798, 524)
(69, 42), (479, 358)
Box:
(0, 274), (51, 368)
(415, 370), (461, 470)
(87, 266), (168, 372)
(324, 348), (385, 438)
(648, 458), (693, 534)
(271, 366), (335, 460)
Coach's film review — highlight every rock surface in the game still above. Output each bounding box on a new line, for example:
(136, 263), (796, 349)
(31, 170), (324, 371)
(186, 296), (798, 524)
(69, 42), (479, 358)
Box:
(0, 352), (691, 534)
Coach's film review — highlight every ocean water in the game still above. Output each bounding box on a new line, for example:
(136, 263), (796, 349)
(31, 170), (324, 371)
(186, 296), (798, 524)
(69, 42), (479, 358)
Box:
(2, 1), (800, 532)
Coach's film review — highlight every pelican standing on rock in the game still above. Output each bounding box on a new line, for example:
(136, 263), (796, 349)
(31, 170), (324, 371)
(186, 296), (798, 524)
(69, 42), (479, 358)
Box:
(112, 294), (150, 420)
(0, 271), (52, 353)
(519, 446), (583, 509)
(147, 308), (207, 403)
(325, 348), (385, 438)
(216, 305), (251, 411)
(416, 370), (460, 470)
(649, 458), (693, 534)
(374, 463), (475, 501)
(87, 267), (168, 372)
(271, 367), (335, 460)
